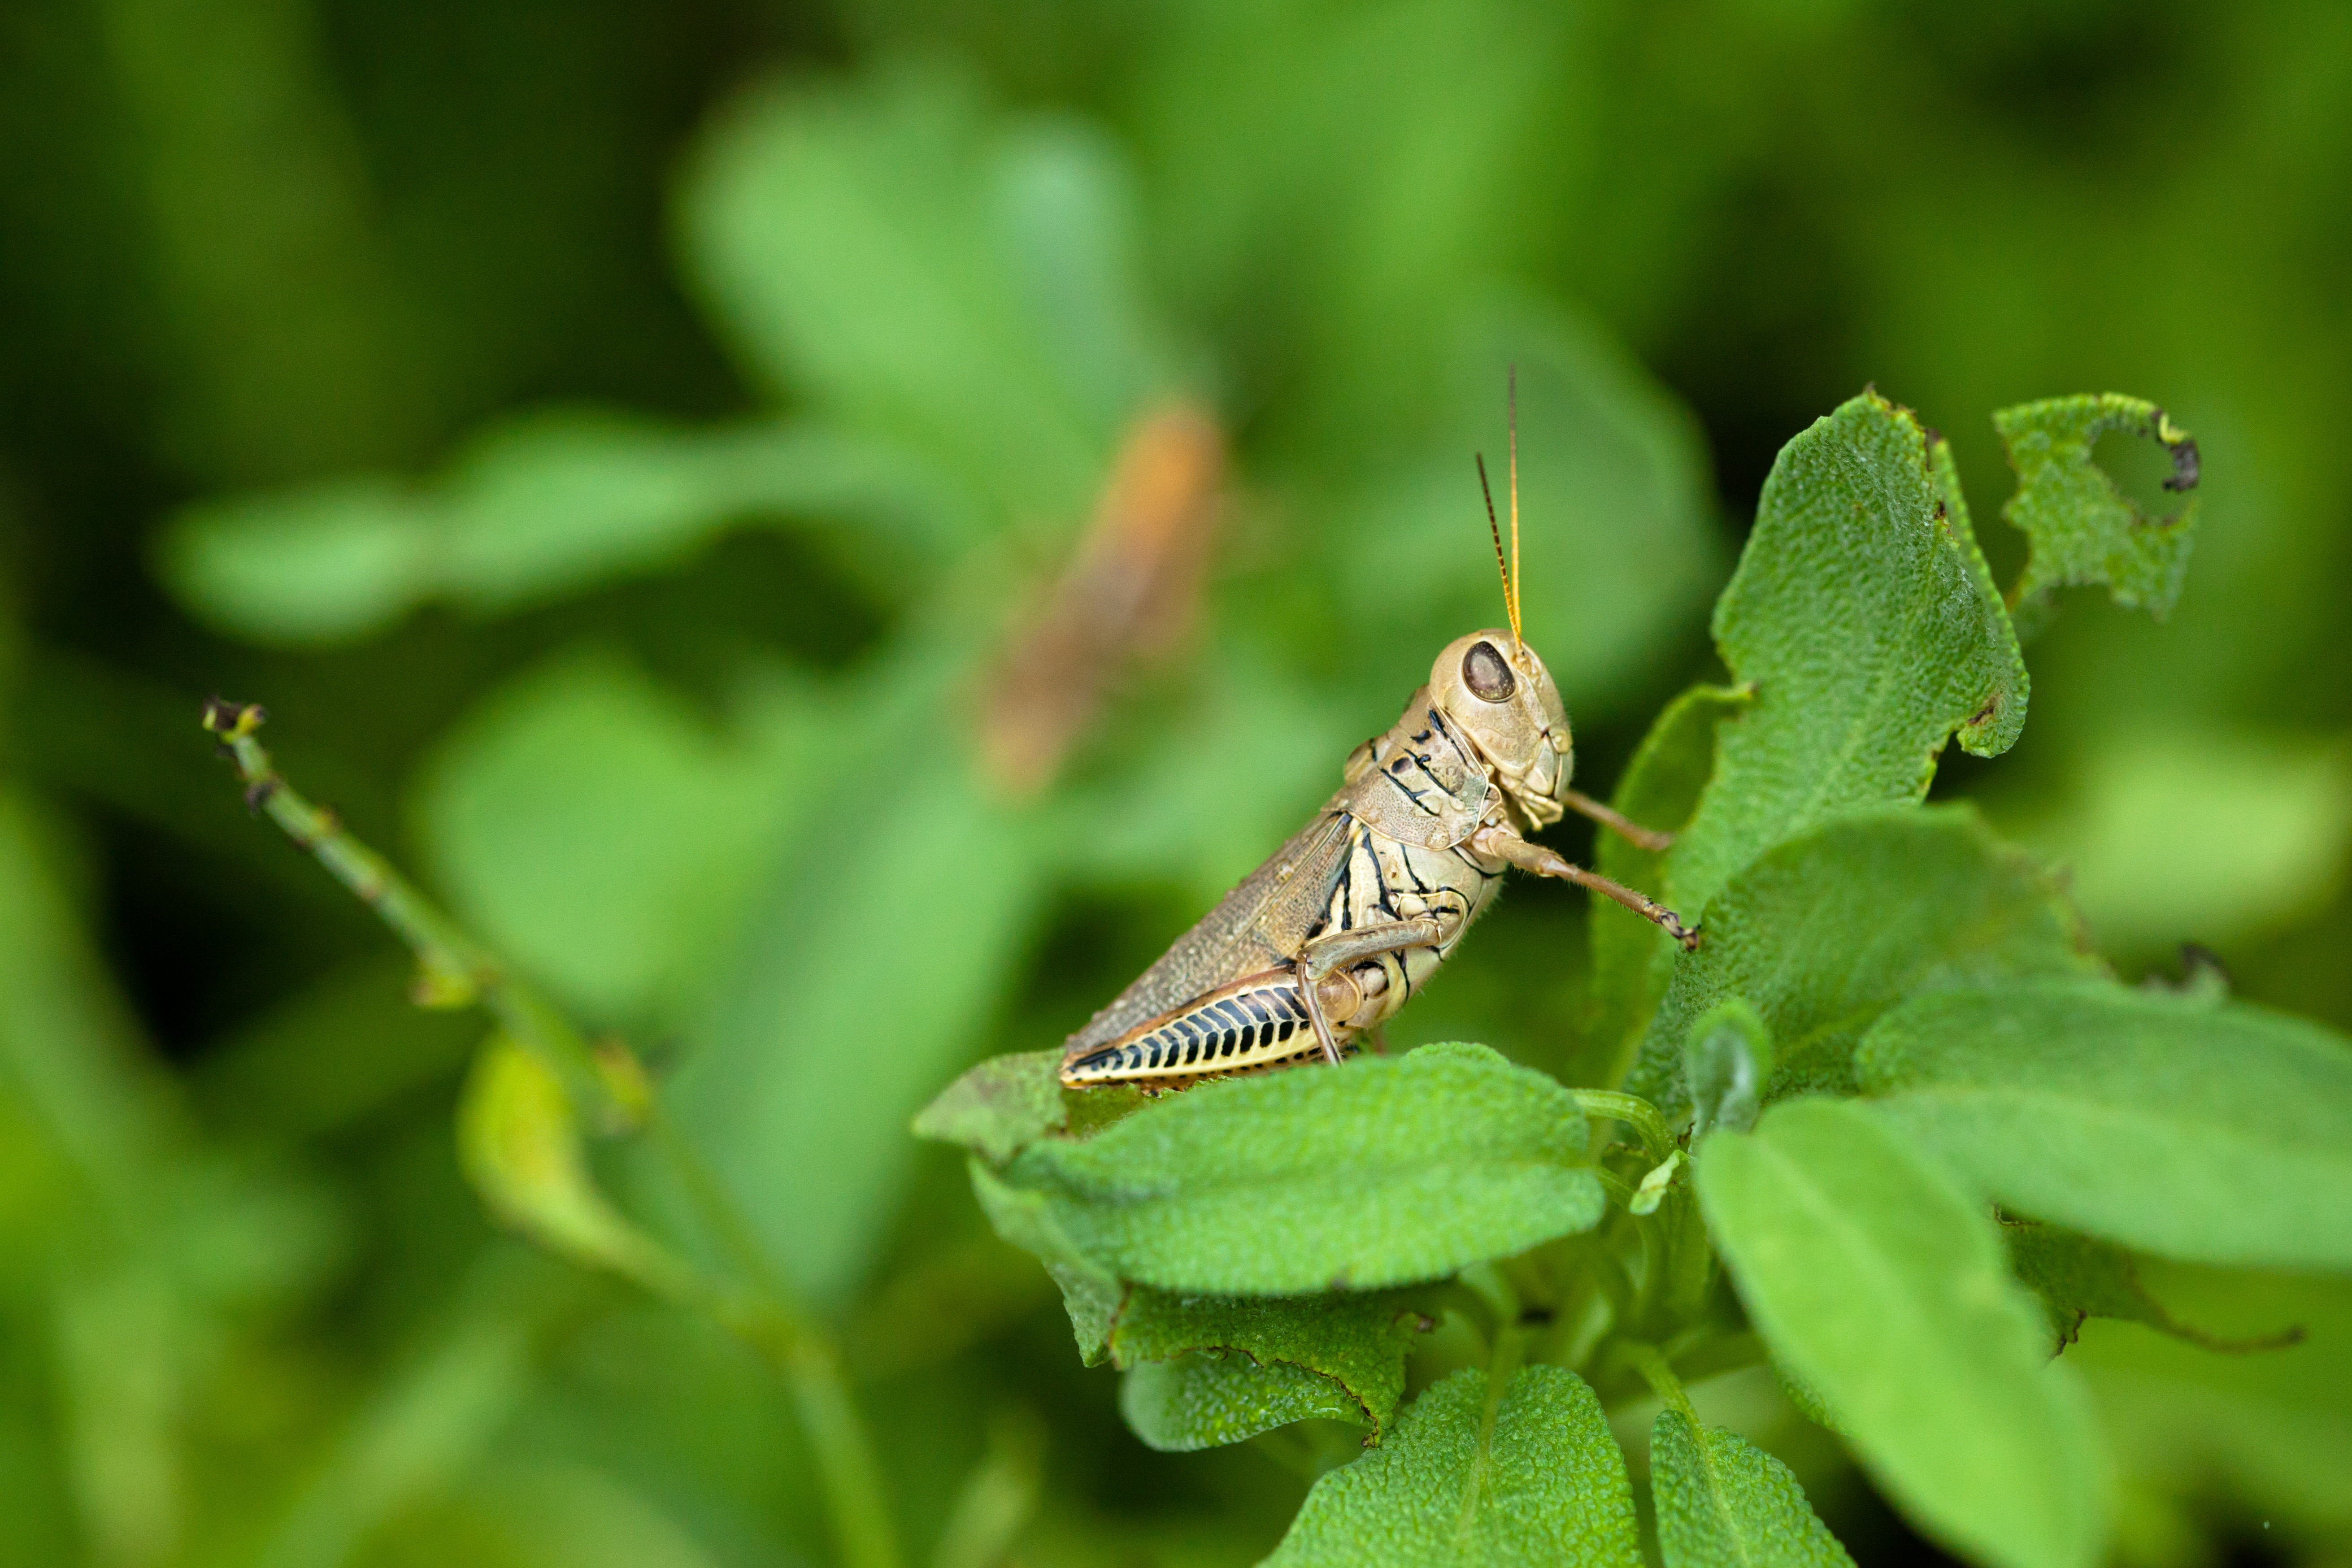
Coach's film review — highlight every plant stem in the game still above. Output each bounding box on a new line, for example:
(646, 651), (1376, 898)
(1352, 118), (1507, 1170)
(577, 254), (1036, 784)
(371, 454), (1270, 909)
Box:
(202, 699), (901, 1568)
(201, 699), (619, 1114)
(1568, 1089), (1677, 1164)
(1622, 1342), (1698, 1424)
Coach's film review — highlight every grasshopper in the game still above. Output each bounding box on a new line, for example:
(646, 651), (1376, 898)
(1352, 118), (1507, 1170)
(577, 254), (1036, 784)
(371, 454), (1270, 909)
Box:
(1061, 391), (1698, 1088)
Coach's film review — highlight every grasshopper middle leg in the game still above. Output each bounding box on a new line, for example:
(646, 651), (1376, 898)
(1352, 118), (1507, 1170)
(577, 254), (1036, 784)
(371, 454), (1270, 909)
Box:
(1293, 915), (1449, 1065)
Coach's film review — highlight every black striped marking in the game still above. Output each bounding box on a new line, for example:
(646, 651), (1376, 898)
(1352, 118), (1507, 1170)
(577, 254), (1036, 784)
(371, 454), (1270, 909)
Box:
(1066, 976), (1316, 1081)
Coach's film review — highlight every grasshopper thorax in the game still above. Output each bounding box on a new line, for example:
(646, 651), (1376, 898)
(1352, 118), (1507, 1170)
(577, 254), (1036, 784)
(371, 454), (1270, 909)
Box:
(1427, 629), (1574, 831)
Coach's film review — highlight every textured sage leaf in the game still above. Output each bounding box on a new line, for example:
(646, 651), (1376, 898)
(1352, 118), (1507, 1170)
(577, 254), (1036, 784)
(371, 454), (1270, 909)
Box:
(1582, 684), (1750, 1089)
(1685, 998), (1773, 1139)
(996, 1042), (1601, 1294)
(159, 415), (955, 644)
(1651, 1408), (1853, 1568)
(2001, 1221), (2297, 1355)
(456, 1036), (688, 1295)
(1110, 1288), (1423, 1438)
(1859, 982), (2352, 1270)
(1666, 391), (2026, 927)
(1121, 1351), (1361, 1453)
(1994, 394), (2200, 624)
(1031, 1252), (1427, 1424)
(914, 1050), (1068, 1165)
(1264, 1364), (1642, 1568)
(1696, 1098), (2105, 1568)
(1629, 807), (2096, 1122)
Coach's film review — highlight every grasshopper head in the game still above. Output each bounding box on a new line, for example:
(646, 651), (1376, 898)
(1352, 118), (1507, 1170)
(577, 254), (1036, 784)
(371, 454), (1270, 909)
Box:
(1429, 629), (1573, 830)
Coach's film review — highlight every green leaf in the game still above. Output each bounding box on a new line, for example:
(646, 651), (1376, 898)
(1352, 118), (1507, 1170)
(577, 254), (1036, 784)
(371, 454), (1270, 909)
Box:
(1142, 0), (1556, 450)
(156, 476), (425, 644)
(1994, 394), (2200, 624)
(1650, 1407), (1854, 1568)
(1859, 981), (2352, 1270)
(415, 652), (810, 1023)
(1044, 1262), (1122, 1365)
(2000, 1221), (2300, 1355)
(1263, 1364), (1642, 1568)
(1629, 807), (2096, 1122)
(455, 1035), (688, 1295)
(1667, 392), (2026, 926)
(1685, 999), (1773, 1138)
(682, 67), (1175, 526)
(1696, 1098), (2106, 1568)
(992, 1043), (1602, 1294)
(255, 1296), (543, 1568)
(159, 414), (958, 644)
(1581, 683), (1750, 1089)
(913, 1050), (1068, 1166)
(1109, 1287), (1425, 1441)
(1121, 1352), (1360, 1453)
(2012, 724), (2352, 956)
(674, 741), (1047, 1302)
(2069, 1266), (2352, 1538)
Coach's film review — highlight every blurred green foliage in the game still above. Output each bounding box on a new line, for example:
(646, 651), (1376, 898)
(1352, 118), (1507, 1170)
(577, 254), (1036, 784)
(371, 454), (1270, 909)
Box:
(3, 0), (2351, 1565)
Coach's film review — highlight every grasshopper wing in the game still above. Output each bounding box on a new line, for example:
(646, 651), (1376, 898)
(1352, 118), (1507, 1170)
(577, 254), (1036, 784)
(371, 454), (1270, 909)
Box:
(1065, 810), (1353, 1056)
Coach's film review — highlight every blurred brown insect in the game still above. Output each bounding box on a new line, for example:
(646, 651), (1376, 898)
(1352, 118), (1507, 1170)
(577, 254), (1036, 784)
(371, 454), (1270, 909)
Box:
(1062, 378), (1697, 1088)
(979, 404), (1226, 797)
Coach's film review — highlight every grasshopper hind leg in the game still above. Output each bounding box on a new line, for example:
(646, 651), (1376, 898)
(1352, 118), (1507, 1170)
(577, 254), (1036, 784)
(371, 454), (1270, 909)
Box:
(1058, 916), (1455, 1089)
(1059, 971), (1330, 1087)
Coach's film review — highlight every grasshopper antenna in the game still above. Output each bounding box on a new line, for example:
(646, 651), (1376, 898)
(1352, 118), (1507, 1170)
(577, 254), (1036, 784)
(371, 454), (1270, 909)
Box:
(1505, 365), (1524, 656)
(1476, 451), (1513, 635)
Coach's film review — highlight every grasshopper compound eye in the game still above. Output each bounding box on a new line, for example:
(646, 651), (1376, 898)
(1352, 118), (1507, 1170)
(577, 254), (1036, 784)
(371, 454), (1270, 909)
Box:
(1462, 639), (1516, 702)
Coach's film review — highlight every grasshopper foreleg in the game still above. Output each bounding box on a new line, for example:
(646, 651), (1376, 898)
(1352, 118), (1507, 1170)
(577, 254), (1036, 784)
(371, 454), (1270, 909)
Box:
(1559, 788), (1676, 853)
(1471, 825), (1700, 951)
(1294, 915), (1450, 1065)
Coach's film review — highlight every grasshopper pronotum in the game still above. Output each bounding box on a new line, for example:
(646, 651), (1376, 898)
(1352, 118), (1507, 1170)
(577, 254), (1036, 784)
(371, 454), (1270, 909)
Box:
(1061, 384), (1699, 1089)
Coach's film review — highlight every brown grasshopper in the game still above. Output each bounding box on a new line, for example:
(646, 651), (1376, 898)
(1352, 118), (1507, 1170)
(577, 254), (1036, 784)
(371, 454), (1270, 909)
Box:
(1061, 394), (1698, 1088)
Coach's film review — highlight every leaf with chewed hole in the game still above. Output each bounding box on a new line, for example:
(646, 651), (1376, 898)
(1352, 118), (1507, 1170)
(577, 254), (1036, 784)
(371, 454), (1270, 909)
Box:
(989, 1042), (1601, 1294)
(1263, 1364), (1643, 1567)
(1664, 391), (2026, 934)
(1994, 394), (2199, 627)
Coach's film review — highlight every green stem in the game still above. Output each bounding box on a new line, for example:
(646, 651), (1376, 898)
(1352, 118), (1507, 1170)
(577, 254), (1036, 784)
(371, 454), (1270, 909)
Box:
(1630, 1204), (1669, 1334)
(202, 700), (617, 1115)
(1660, 1185), (1715, 1326)
(1568, 1089), (1677, 1164)
(1622, 1342), (1698, 1424)
(202, 699), (900, 1568)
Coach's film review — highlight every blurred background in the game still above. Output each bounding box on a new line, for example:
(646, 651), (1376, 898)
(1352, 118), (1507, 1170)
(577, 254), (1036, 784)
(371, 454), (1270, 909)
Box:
(3, 0), (2349, 1564)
